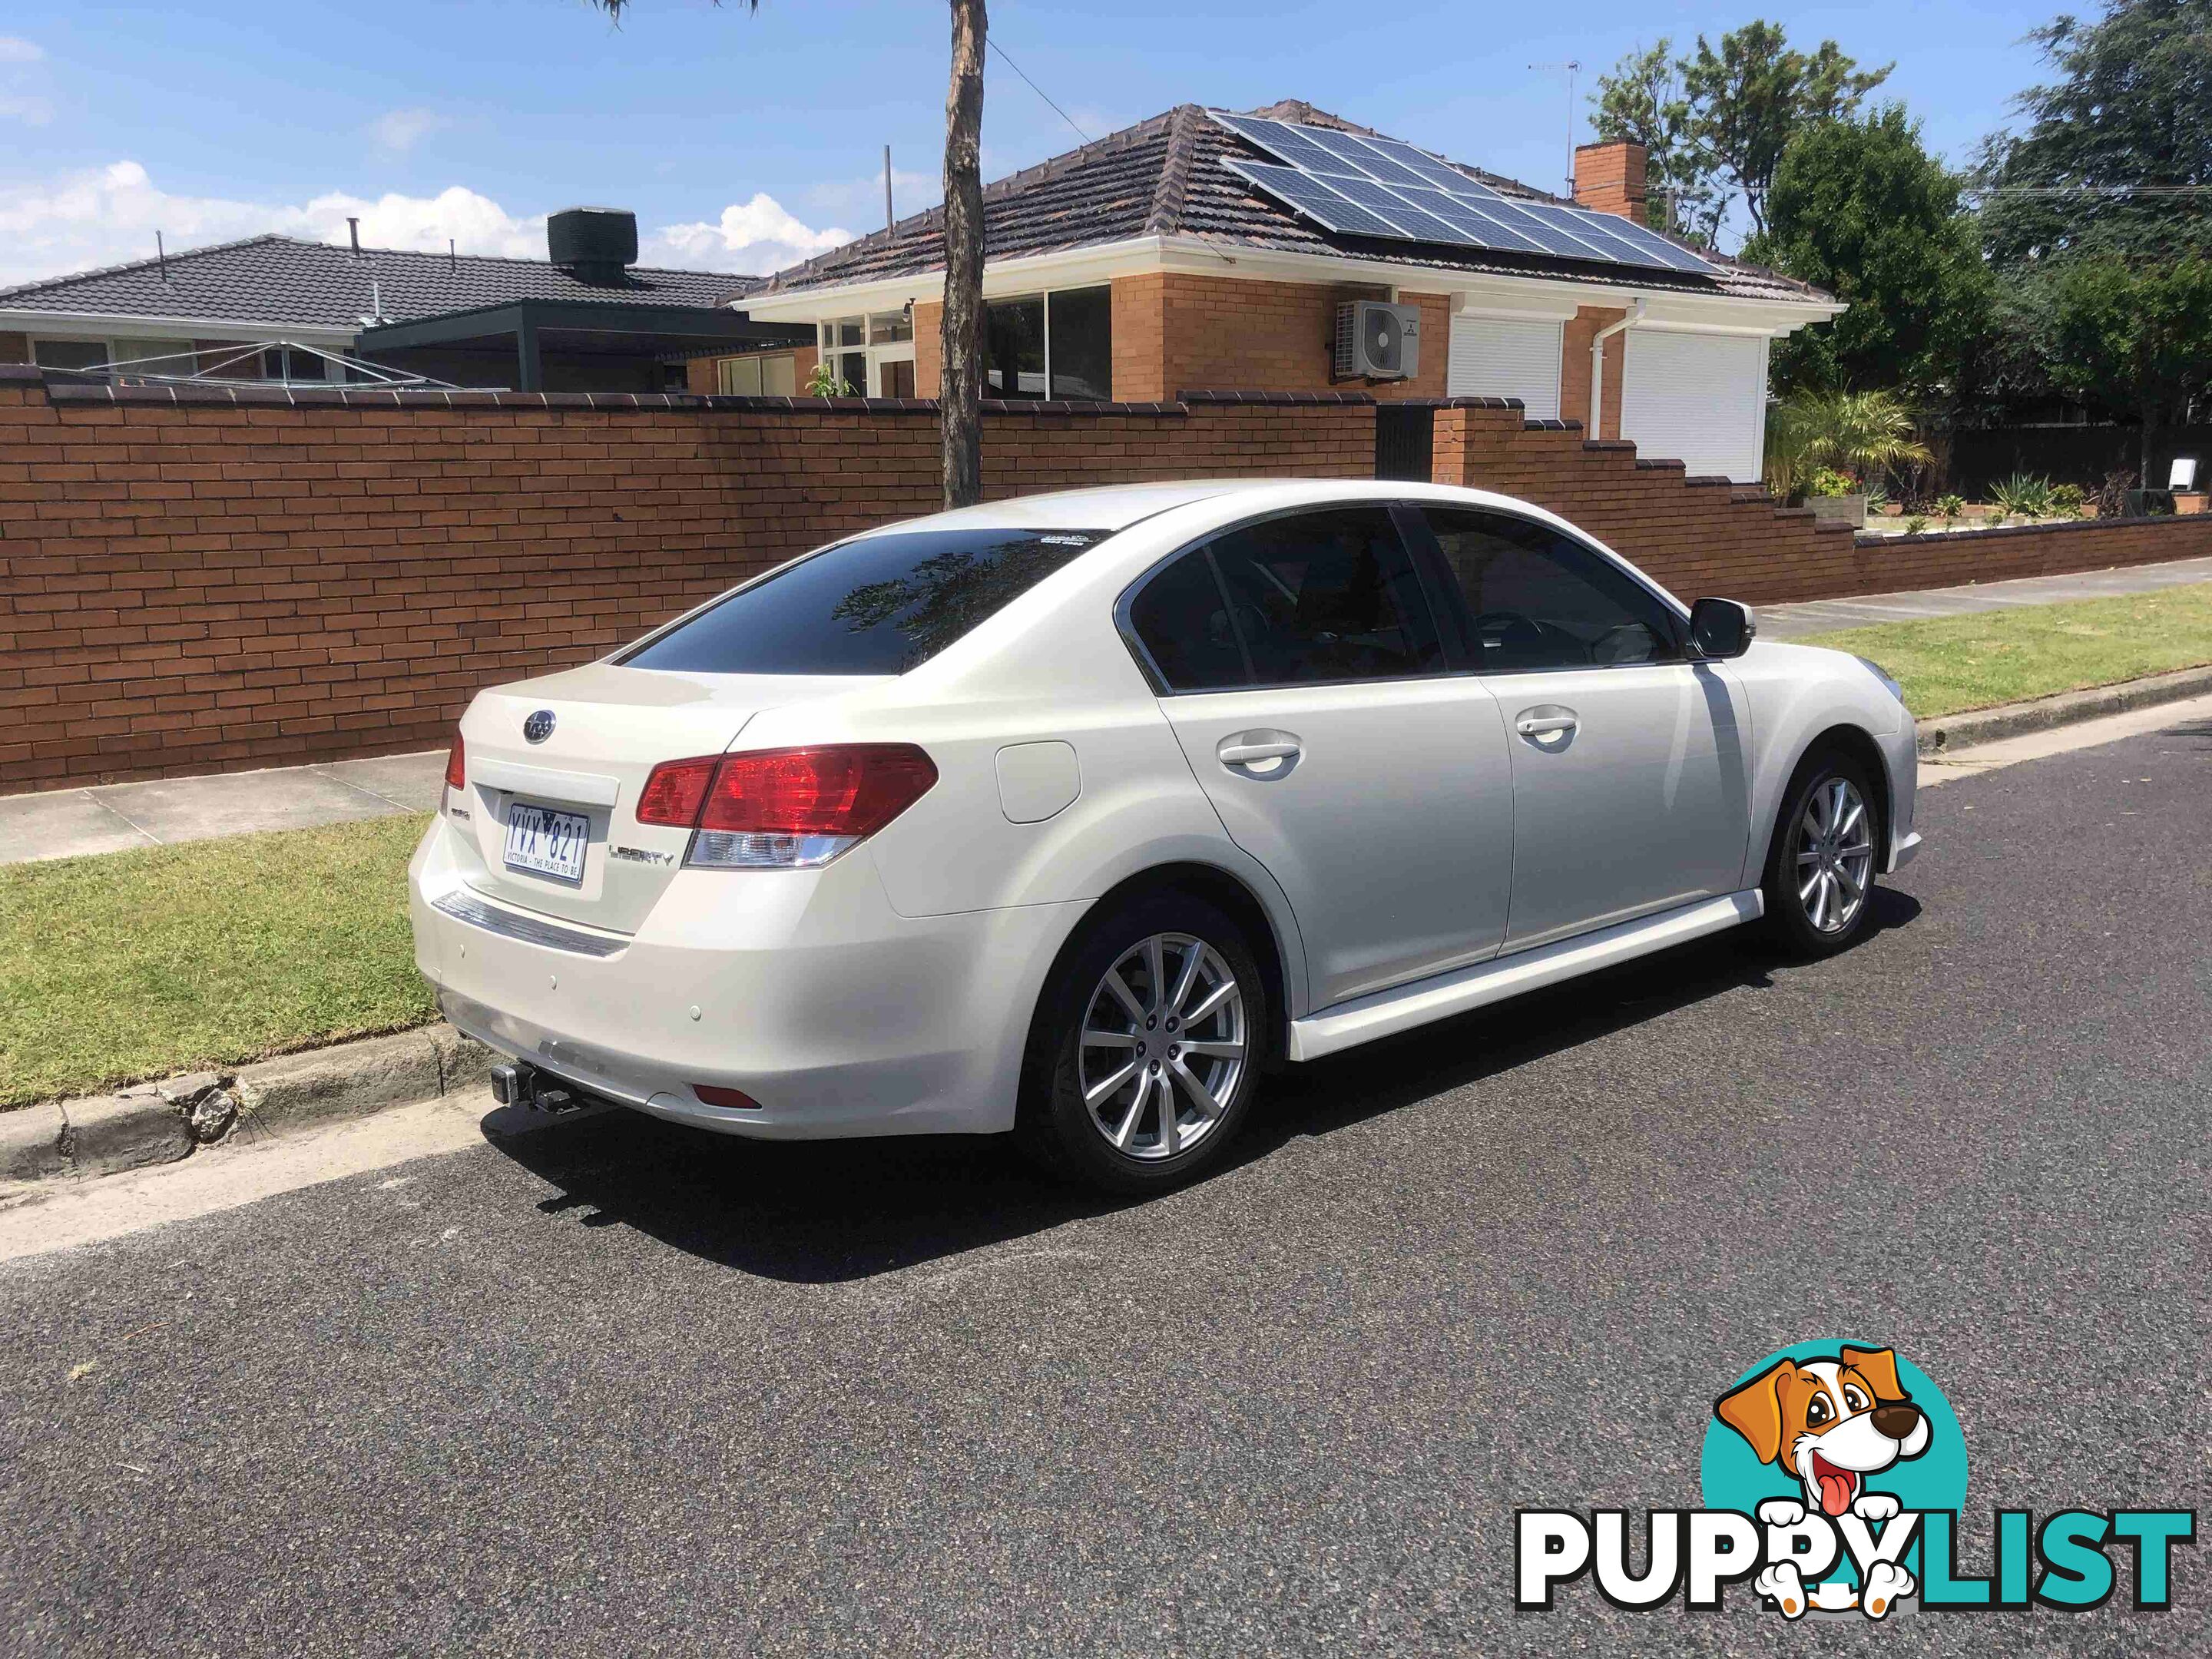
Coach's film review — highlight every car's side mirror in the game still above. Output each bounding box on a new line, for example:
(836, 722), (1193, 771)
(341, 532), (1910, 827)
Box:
(1688, 598), (1756, 661)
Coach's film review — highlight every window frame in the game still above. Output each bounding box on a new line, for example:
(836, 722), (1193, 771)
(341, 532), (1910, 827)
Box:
(1115, 501), (1465, 696)
(982, 283), (1114, 402)
(1399, 502), (1693, 677)
(814, 313), (916, 398)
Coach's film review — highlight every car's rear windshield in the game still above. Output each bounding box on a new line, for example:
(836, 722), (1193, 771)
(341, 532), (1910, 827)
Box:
(619, 527), (1111, 676)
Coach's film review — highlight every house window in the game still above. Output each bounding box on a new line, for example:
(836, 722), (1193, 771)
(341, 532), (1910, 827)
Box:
(816, 313), (916, 396)
(717, 354), (798, 396)
(982, 285), (1112, 400)
(31, 336), (198, 379)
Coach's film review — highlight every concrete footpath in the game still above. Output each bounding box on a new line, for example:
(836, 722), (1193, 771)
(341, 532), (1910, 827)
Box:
(1757, 551), (2212, 639)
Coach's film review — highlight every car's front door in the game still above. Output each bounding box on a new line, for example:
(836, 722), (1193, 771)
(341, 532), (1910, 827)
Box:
(1126, 504), (1515, 1009)
(1413, 505), (1753, 952)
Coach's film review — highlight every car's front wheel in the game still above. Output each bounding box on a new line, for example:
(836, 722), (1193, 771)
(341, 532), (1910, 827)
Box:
(1763, 747), (1881, 957)
(1016, 892), (1267, 1193)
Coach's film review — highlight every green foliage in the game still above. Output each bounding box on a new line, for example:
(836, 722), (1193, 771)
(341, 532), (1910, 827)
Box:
(1746, 105), (1992, 398)
(1805, 466), (1857, 498)
(1591, 20), (1887, 247)
(2050, 482), (2089, 515)
(1764, 388), (1932, 501)
(805, 360), (857, 399)
(1989, 472), (2058, 518)
(1936, 493), (1967, 518)
(1979, 0), (2212, 267)
(2015, 253), (2212, 475)
(1590, 41), (1721, 244)
(1903, 515), (1930, 534)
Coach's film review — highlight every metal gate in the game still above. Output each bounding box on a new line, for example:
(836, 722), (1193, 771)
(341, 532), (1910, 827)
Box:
(1374, 405), (1435, 482)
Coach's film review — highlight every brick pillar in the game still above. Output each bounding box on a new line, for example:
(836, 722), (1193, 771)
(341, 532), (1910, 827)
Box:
(1573, 141), (1647, 220)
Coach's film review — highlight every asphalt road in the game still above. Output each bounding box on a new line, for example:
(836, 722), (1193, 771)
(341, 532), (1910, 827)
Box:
(4, 717), (2208, 1656)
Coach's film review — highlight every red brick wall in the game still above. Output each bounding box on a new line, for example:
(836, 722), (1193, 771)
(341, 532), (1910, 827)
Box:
(0, 370), (1371, 792)
(1158, 273), (1450, 401)
(1560, 307), (1626, 439)
(1432, 400), (2212, 604)
(8, 368), (2210, 795)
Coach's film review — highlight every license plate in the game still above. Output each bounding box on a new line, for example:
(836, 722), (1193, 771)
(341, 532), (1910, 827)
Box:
(503, 803), (590, 885)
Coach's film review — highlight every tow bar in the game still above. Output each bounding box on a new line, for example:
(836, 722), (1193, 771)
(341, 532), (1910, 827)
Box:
(487, 1061), (588, 1114)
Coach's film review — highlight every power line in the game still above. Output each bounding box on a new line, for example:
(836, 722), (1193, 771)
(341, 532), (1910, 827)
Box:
(1965, 183), (2212, 197)
(988, 38), (1092, 146)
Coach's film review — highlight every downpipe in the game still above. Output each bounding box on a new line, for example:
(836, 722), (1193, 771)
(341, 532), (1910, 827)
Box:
(1588, 298), (1645, 441)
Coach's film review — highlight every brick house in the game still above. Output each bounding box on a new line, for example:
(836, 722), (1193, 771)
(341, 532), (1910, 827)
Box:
(711, 101), (1841, 482)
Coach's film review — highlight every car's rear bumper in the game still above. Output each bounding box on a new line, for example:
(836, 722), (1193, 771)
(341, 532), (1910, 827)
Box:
(409, 818), (1079, 1138)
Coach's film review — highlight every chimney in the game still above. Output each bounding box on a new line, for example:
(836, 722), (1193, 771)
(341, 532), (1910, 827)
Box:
(347, 216), (362, 257)
(1572, 141), (1647, 220)
(547, 207), (640, 286)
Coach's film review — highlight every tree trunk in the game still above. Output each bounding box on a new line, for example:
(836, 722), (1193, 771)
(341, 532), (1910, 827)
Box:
(939, 0), (987, 509)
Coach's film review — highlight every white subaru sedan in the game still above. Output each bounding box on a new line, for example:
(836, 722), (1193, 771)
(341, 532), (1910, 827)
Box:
(411, 480), (1918, 1190)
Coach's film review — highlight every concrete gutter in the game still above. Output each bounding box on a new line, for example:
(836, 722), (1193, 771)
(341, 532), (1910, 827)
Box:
(0, 1024), (489, 1193)
(1916, 664), (2212, 755)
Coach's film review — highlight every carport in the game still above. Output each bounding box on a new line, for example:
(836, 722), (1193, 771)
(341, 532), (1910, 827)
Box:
(356, 299), (813, 393)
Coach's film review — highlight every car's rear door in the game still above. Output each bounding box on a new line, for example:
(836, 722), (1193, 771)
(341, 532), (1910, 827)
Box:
(1126, 503), (1515, 1009)
(1410, 504), (1753, 952)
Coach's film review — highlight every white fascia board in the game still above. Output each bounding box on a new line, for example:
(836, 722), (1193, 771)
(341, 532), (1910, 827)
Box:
(737, 238), (1169, 322)
(0, 309), (358, 345)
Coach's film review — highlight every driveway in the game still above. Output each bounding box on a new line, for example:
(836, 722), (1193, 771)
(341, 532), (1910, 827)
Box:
(2, 717), (2207, 1654)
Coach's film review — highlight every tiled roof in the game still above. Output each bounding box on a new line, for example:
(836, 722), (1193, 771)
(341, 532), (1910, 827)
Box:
(0, 235), (761, 331)
(757, 102), (1830, 306)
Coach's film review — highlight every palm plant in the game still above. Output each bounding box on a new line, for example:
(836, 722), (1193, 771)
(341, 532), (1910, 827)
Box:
(587, 0), (989, 508)
(1764, 389), (1932, 503)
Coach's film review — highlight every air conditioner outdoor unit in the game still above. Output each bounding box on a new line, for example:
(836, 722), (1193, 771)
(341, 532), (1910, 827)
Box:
(1334, 300), (1421, 380)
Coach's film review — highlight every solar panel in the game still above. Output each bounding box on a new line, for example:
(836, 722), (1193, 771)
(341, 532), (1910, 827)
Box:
(1213, 114), (1366, 178)
(1210, 111), (1718, 275)
(1316, 175), (1479, 243)
(1584, 213), (1717, 273)
(1224, 160), (1412, 240)
(1292, 127), (1432, 190)
(1359, 137), (1500, 196)
(1385, 186), (1551, 256)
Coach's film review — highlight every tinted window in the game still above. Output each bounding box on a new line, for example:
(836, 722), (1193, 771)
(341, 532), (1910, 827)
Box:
(1129, 551), (1247, 690)
(622, 528), (1108, 676)
(1048, 286), (1113, 399)
(1207, 507), (1445, 685)
(1422, 508), (1681, 671)
(985, 296), (1046, 399)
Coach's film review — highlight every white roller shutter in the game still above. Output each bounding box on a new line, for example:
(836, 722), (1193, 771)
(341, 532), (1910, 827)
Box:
(1619, 329), (1767, 480)
(1446, 315), (1561, 419)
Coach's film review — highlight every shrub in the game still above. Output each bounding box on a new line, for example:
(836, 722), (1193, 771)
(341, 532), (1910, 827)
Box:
(804, 362), (856, 399)
(2094, 472), (2134, 518)
(1988, 472), (2057, 520)
(1763, 389), (1931, 502)
(1806, 466), (1858, 498)
(1904, 515), (1929, 534)
(1936, 492), (1966, 518)
(2050, 482), (2088, 515)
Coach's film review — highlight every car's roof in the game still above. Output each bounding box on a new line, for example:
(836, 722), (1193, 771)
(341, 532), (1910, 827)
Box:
(859, 480), (1250, 533)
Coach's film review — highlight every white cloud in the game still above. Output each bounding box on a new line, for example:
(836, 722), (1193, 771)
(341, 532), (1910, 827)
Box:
(369, 107), (446, 154)
(0, 161), (542, 288)
(643, 193), (853, 275)
(0, 33), (49, 123)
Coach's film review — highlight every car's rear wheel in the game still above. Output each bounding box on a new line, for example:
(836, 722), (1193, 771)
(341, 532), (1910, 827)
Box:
(1016, 892), (1267, 1193)
(1763, 747), (1880, 957)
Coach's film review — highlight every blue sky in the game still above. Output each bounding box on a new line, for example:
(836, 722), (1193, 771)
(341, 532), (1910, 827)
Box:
(2, 0), (2063, 288)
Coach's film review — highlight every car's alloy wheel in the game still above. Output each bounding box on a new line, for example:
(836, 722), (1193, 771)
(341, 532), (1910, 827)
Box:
(1076, 932), (1247, 1161)
(1793, 775), (1875, 935)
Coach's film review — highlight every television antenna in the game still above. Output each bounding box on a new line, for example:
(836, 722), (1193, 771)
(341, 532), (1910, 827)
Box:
(1528, 59), (1584, 197)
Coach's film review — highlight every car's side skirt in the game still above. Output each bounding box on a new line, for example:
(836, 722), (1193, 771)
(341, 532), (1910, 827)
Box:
(1286, 889), (1765, 1061)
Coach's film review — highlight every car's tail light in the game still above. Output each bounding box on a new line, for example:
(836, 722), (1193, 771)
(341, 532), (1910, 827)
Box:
(444, 733), (466, 792)
(635, 744), (937, 869)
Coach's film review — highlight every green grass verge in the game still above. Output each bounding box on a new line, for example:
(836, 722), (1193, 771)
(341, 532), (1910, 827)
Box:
(1797, 580), (2212, 720)
(0, 814), (433, 1110)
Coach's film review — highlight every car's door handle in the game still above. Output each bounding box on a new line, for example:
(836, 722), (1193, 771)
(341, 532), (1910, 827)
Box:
(1218, 739), (1303, 766)
(1515, 710), (1579, 738)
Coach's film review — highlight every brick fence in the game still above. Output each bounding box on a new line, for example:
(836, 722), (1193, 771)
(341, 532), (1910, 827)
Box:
(5, 366), (2210, 794)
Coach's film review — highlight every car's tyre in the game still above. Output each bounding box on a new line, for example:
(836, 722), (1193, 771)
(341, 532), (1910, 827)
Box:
(1015, 890), (1268, 1194)
(1762, 746), (1882, 959)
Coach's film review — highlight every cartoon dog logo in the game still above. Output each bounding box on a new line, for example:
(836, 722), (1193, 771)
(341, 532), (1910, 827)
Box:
(1715, 1345), (1931, 1617)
